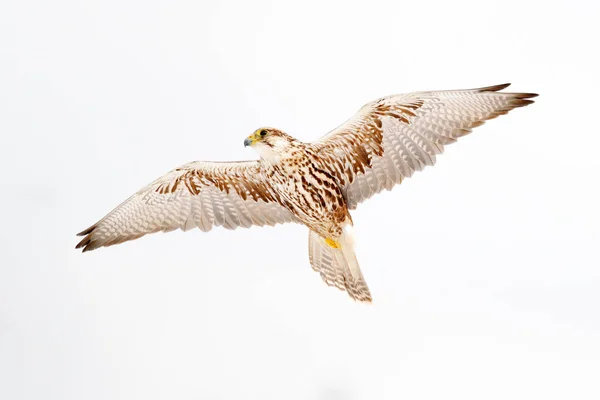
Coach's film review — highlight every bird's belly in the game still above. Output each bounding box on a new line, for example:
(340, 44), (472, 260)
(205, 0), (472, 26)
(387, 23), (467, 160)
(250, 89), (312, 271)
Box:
(272, 173), (347, 238)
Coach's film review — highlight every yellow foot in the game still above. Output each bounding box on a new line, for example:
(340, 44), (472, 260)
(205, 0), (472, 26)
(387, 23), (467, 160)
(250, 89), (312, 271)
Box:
(325, 238), (341, 249)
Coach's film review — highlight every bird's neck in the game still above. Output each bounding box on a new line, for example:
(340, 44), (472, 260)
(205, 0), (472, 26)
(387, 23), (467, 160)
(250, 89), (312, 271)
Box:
(256, 140), (304, 167)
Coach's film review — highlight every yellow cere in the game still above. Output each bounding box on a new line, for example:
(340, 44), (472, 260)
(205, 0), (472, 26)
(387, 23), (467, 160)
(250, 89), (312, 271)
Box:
(246, 129), (266, 145)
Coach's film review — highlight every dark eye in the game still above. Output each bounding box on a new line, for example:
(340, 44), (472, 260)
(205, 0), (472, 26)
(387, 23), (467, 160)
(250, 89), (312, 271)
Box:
(260, 129), (267, 136)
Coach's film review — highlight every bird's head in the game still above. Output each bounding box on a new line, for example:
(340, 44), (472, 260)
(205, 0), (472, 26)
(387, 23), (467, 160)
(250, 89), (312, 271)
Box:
(244, 127), (296, 163)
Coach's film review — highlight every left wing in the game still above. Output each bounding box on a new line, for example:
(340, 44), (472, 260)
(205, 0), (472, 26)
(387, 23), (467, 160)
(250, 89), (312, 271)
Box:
(76, 160), (294, 252)
(310, 83), (537, 209)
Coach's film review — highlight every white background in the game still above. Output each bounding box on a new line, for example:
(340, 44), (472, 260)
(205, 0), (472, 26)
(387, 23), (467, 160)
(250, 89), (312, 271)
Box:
(1, 0), (599, 399)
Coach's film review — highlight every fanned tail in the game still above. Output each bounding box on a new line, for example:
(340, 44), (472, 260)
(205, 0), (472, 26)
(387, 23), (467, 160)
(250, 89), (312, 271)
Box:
(308, 225), (372, 303)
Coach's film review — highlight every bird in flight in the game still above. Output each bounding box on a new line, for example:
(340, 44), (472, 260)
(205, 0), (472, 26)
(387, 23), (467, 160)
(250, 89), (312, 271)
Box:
(76, 83), (536, 303)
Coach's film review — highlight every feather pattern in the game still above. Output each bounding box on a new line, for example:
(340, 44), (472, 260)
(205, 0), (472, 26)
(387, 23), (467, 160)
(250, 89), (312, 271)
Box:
(76, 161), (294, 252)
(312, 83), (537, 209)
(76, 84), (536, 303)
(308, 229), (371, 302)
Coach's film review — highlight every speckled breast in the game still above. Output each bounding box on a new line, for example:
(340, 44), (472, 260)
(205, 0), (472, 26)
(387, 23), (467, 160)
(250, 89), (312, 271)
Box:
(266, 154), (349, 237)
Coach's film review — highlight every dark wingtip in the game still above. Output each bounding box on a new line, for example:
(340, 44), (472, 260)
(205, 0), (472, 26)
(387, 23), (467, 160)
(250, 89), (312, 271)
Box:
(510, 98), (536, 107)
(478, 84), (539, 100)
(77, 224), (96, 236)
(478, 83), (511, 92)
(76, 225), (97, 252)
(515, 92), (539, 99)
(75, 236), (90, 250)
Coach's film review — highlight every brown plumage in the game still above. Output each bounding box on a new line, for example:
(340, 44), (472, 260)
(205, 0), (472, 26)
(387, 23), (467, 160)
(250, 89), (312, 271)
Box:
(77, 83), (537, 303)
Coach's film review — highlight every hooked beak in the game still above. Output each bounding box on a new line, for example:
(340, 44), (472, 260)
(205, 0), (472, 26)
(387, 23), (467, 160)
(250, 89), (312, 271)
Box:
(244, 137), (253, 147)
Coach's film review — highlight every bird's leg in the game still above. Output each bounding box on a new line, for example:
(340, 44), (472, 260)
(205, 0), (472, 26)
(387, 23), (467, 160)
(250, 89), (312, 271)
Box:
(325, 238), (341, 249)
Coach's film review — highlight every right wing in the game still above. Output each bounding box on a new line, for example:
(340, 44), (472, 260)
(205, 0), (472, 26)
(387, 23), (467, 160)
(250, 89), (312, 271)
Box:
(311, 84), (537, 209)
(76, 160), (295, 252)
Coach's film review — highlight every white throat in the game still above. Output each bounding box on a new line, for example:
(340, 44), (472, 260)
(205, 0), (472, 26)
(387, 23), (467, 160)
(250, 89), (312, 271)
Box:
(254, 142), (282, 164)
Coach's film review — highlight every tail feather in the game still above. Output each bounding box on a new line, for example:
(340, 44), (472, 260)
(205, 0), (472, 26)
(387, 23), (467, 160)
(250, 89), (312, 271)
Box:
(308, 228), (372, 303)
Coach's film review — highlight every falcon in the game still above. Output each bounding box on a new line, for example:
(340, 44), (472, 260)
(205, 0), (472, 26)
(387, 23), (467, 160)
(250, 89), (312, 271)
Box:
(76, 83), (537, 302)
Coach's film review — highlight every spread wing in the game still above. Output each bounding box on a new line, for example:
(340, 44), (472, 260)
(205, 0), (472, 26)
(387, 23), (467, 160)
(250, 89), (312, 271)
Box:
(76, 161), (294, 252)
(311, 83), (537, 209)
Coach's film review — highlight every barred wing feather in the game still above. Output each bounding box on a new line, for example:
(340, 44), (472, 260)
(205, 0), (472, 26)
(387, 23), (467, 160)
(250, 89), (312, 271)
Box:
(76, 161), (294, 252)
(312, 83), (537, 209)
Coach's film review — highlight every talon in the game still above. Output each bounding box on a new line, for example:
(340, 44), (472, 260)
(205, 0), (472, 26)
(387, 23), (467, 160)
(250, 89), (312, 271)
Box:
(325, 238), (340, 249)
